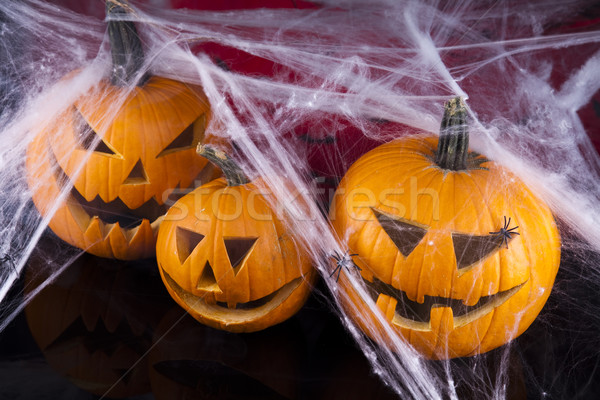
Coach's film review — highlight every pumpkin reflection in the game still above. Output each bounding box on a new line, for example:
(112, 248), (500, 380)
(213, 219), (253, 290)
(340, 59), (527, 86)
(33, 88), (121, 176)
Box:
(24, 236), (171, 398)
(148, 307), (304, 399)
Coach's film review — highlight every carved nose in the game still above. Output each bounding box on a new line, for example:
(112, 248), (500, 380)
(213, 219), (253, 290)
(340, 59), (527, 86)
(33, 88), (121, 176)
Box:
(123, 159), (149, 184)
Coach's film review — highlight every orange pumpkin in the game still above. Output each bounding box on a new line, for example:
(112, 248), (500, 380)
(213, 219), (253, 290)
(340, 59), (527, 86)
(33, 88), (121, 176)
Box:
(156, 146), (316, 332)
(25, 2), (220, 259)
(330, 97), (561, 359)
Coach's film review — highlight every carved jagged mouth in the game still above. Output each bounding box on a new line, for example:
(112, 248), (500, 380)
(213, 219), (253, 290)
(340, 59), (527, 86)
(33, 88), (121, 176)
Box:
(47, 141), (213, 230)
(161, 268), (303, 322)
(45, 316), (148, 356)
(364, 277), (527, 331)
(69, 186), (168, 229)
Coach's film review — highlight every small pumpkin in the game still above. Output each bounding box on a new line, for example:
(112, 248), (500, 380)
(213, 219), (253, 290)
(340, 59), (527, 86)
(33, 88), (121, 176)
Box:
(330, 97), (561, 359)
(156, 146), (316, 332)
(25, 1), (221, 260)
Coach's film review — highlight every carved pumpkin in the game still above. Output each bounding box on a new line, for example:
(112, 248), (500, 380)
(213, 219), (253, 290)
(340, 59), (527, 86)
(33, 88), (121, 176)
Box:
(25, 1), (221, 260)
(156, 146), (316, 332)
(330, 98), (561, 359)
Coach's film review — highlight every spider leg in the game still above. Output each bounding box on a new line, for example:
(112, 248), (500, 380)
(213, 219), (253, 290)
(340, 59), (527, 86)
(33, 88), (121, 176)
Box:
(329, 264), (341, 278)
(506, 226), (519, 233)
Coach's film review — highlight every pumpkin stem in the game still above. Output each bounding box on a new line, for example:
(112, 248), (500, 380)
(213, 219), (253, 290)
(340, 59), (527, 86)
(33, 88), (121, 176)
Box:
(435, 97), (469, 171)
(106, 0), (149, 86)
(197, 145), (249, 186)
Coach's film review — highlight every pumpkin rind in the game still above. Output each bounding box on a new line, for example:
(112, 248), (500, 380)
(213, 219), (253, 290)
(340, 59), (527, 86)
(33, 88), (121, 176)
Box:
(331, 129), (560, 359)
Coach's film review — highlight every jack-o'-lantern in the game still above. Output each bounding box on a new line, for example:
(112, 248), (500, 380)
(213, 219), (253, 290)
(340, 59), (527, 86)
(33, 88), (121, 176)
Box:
(25, 1), (221, 259)
(156, 146), (316, 332)
(330, 98), (561, 359)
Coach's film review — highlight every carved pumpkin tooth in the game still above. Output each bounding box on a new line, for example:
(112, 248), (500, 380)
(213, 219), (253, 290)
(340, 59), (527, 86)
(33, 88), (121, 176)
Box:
(463, 295), (480, 307)
(126, 219), (153, 246)
(67, 201), (92, 232)
(430, 307), (455, 336)
(203, 294), (217, 305)
(84, 217), (107, 241)
(106, 222), (128, 242)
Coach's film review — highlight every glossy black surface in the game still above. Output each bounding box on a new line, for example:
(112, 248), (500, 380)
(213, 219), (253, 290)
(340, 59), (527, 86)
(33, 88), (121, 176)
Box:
(1, 232), (600, 399)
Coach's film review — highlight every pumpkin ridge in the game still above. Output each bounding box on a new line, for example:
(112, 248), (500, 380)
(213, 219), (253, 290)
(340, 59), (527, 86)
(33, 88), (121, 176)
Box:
(411, 164), (446, 305)
(143, 84), (174, 194)
(337, 141), (430, 188)
(394, 156), (449, 350)
(481, 179), (557, 350)
(239, 188), (252, 302)
(146, 79), (196, 147)
(208, 186), (227, 300)
(464, 170), (518, 352)
(456, 170), (499, 304)
(352, 209), (383, 280)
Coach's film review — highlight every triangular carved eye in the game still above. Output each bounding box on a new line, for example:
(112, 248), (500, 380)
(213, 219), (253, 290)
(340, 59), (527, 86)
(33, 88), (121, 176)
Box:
(156, 114), (206, 157)
(196, 261), (222, 294)
(176, 227), (205, 264)
(451, 233), (504, 270)
(372, 208), (427, 258)
(224, 237), (258, 276)
(74, 109), (117, 156)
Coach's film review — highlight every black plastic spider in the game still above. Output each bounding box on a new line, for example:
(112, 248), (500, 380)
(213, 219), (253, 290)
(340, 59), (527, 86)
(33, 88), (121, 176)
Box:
(489, 216), (520, 249)
(330, 251), (361, 282)
(0, 253), (16, 273)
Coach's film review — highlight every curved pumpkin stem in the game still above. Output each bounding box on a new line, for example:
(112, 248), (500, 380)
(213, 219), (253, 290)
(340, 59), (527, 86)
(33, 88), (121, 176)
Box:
(435, 97), (469, 171)
(197, 145), (249, 186)
(106, 0), (148, 86)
